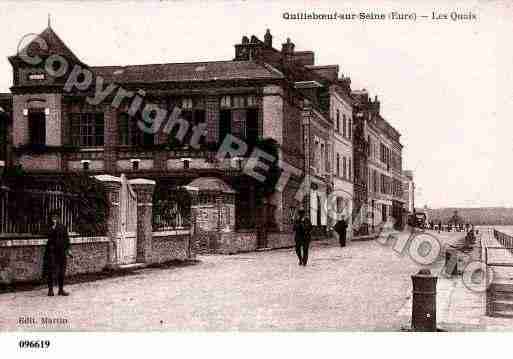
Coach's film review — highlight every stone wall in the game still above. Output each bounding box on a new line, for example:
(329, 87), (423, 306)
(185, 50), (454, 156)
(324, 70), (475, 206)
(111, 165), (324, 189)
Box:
(267, 232), (295, 249)
(0, 236), (110, 284)
(216, 230), (258, 254)
(151, 230), (192, 263)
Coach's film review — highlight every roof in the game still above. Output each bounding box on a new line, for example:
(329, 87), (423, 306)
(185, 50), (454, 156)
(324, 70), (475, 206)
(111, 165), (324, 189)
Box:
(90, 61), (283, 84)
(11, 26), (84, 65)
(188, 177), (237, 194)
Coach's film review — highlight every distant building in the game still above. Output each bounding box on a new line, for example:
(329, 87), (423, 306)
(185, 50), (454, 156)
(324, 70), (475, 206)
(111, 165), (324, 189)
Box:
(403, 170), (414, 213)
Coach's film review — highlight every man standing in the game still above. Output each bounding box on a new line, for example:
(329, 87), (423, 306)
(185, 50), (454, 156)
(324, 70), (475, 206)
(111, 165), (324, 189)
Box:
(334, 214), (348, 247)
(43, 210), (72, 296)
(293, 209), (312, 266)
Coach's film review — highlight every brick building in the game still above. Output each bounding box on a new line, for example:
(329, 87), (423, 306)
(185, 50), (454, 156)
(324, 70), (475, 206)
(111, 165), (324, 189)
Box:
(351, 90), (405, 232)
(3, 22), (411, 250)
(3, 25), (370, 251)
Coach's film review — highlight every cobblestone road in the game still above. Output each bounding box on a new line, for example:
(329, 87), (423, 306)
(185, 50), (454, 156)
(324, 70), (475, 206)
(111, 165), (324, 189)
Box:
(0, 231), (465, 331)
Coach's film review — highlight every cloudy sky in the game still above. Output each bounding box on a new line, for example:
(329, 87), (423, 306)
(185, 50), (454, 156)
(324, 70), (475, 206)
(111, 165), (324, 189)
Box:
(0, 0), (511, 208)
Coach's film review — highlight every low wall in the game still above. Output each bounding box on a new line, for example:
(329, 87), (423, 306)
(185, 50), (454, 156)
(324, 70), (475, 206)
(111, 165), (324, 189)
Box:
(151, 230), (193, 263)
(216, 230), (258, 254)
(267, 232), (295, 249)
(0, 236), (110, 284)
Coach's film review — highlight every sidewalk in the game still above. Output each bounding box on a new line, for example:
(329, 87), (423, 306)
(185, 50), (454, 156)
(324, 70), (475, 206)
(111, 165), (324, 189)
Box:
(397, 229), (513, 331)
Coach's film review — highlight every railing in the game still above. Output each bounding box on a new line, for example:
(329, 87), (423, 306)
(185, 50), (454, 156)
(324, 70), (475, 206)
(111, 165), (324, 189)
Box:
(0, 187), (80, 235)
(483, 227), (513, 317)
(493, 229), (513, 249)
(153, 204), (191, 232)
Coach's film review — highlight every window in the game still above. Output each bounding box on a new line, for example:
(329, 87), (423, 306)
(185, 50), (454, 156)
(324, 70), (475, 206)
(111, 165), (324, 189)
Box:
(118, 112), (153, 146)
(28, 110), (46, 145)
(336, 110), (340, 132)
(348, 158), (352, 181)
(348, 119), (352, 140)
(232, 96), (245, 108)
(219, 96), (232, 144)
(342, 114), (347, 137)
(180, 98), (206, 147)
(336, 153), (340, 177)
(219, 109), (232, 144)
(326, 143), (331, 173)
(246, 107), (259, 145)
(314, 139), (320, 173)
(247, 95), (258, 107)
(71, 113), (104, 147)
(220, 95), (231, 108)
(320, 142), (325, 173)
(343, 157), (347, 179)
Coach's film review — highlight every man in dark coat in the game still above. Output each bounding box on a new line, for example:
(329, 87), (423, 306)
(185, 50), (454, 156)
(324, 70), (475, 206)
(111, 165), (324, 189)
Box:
(334, 215), (348, 247)
(293, 209), (312, 266)
(43, 210), (72, 296)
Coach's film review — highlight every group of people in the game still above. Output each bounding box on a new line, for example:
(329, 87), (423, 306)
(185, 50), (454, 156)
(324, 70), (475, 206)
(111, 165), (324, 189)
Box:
(426, 221), (474, 233)
(293, 209), (348, 266)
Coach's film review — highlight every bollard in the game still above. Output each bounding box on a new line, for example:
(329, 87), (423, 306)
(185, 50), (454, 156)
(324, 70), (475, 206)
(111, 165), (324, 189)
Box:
(411, 269), (437, 331)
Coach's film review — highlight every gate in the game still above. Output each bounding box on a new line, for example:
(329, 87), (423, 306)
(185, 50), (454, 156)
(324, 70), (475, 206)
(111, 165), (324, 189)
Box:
(117, 174), (138, 265)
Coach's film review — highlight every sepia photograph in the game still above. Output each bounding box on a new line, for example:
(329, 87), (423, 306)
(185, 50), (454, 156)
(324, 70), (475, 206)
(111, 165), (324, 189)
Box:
(0, 0), (512, 356)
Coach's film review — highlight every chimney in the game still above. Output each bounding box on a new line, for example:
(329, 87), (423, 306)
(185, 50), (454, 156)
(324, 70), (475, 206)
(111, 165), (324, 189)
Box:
(264, 29), (272, 47)
(282, 38), (295, 56)
(372, 95), (380, 113)
(235, 36), (251, 60)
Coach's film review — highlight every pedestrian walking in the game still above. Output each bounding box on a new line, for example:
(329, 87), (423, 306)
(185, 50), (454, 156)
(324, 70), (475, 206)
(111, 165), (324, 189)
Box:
(293, 209), (312, 266)
(334, 215), (348, 247)
(43, 210), (72, 296)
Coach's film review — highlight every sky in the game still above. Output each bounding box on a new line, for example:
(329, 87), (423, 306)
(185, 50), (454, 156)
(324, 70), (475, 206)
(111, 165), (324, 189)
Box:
(0, 0), (511, 208)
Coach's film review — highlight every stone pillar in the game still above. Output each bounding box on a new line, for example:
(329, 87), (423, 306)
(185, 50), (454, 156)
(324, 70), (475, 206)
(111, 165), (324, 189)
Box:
(262, 85), (284, 145)
(130, 178), (156, 264)
(94, 174), (122, 269)
(104, 107), (118, 173)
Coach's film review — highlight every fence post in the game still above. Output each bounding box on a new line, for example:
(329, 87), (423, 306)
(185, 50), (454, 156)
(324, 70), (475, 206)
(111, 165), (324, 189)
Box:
(130, 178), (156, 264)
(94, 175), (122, 269)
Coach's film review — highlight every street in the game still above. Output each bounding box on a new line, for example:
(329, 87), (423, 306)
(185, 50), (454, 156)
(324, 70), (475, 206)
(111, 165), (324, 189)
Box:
(1, 232), (462, 331)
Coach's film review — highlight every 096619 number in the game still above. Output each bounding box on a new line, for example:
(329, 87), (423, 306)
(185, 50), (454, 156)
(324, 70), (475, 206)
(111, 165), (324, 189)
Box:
(18, 340), (50, 349)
